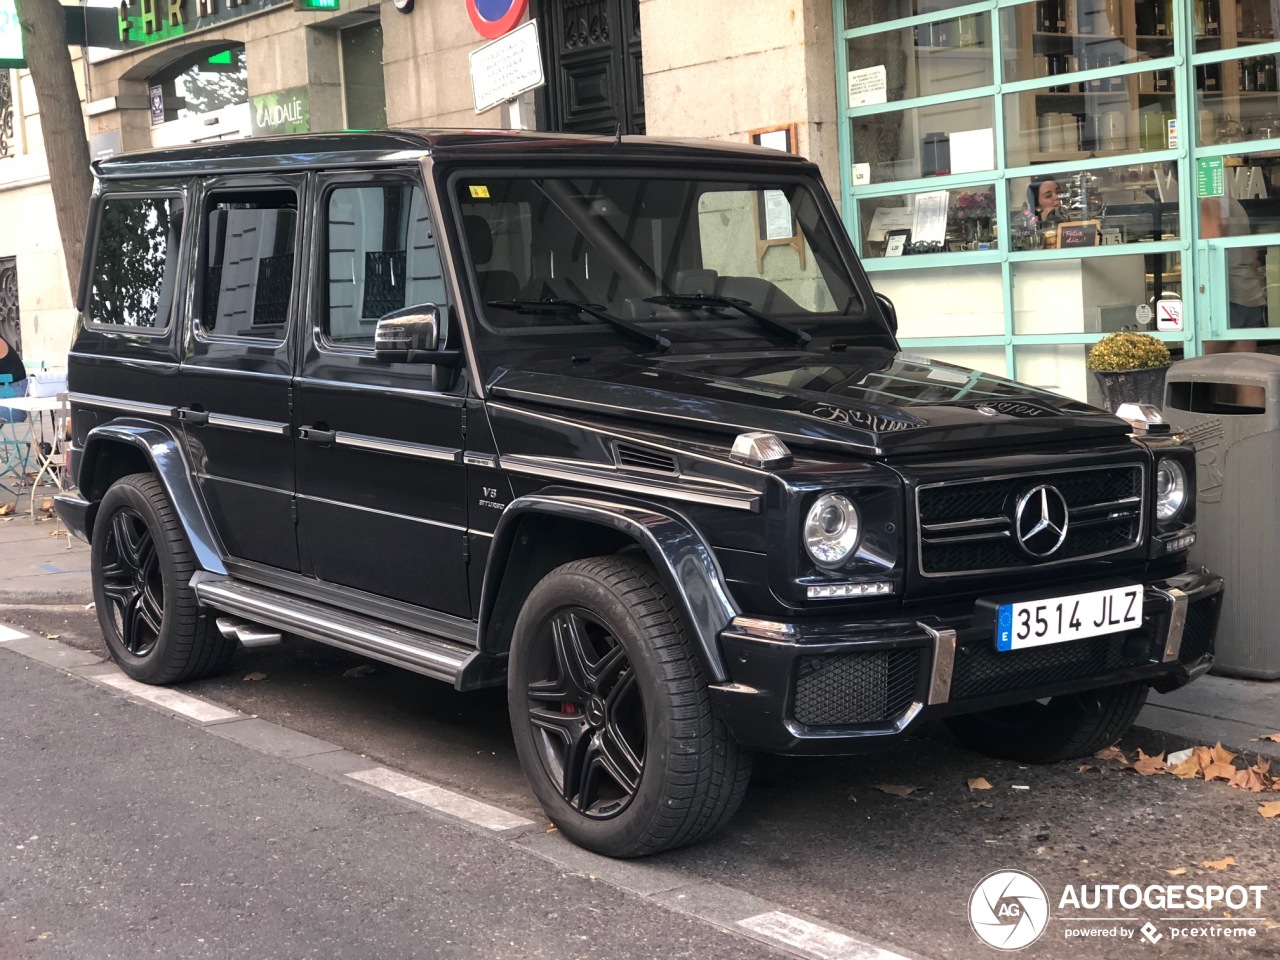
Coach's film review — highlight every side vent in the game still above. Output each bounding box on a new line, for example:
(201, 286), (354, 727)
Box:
(614, 442), (679, 475)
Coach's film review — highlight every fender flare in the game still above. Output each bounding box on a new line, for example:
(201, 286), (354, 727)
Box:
(478, 493), (741, 683)
(78, 421), (228, 576)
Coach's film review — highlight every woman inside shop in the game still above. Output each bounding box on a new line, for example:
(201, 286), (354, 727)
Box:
(1028, 179), (1062, 227)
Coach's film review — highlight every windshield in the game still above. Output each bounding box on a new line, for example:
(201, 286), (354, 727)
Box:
(452, 172), (874, 361)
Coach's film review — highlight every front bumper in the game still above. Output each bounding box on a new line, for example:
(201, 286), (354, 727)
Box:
(710, 567), (1223, 754)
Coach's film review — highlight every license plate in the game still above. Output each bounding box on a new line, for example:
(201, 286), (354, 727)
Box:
(996, 584), (1143, 652)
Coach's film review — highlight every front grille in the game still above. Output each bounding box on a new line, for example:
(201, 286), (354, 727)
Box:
(950, 631), (1153, 701)
(1179, 596), (1219, 663)
(793, 649), (922, 726)
(917, 464), (1144, 576)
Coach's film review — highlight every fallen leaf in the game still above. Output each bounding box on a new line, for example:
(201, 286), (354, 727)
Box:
(1201, 857), (1237, 871)
(874, 784), (917, 798)
(43, 633), (59, 640)
(1171, 755), (1202, 779)
(242, 672), (267, 682)
(1204, 763), (1239, 782)
(1077, 764), (1099, 774)
(971, 801), (993, 809)
(1231, 767), (1269, 793)
(1212, 742), (1238, 766)
(1254, 733), (1280, 744)
(1260, 801), (1280, 819)
(0, 503), (13, 517)
(968, 777), (993, 791)
(343, 664), (378, 678)
(1134, 749), (1167, 777)
(1192, 745), (1216, 771)
(1095, 746), (1128, 764)
(546, 825), (558, 833)
(1166, 867), (1188, 877)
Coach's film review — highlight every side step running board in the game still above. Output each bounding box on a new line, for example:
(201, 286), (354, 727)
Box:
(195, 578), (478, 687)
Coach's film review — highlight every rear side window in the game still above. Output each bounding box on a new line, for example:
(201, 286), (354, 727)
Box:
(89, 195), (185, 329)
(199, 189), (298, 341)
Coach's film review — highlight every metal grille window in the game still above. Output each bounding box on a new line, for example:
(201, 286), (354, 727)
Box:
(0, 70), (13, 159)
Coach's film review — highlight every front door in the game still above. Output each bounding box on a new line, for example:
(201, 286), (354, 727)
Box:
(537, 0), (645, 135)
(294, 170), (471, 618)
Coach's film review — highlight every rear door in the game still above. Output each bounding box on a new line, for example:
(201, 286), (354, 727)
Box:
(176, 176), (304, 571)
(293, 169), (471, 617)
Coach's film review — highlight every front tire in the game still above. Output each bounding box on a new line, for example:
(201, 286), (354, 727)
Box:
(91, 473), (236, 684)
(508, 556), (752, 857)
(944, 681), (1149, 764)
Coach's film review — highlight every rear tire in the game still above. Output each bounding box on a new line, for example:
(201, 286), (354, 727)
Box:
(944, 681), (1149, 764)
(91, 473), (236, 684)
(508, 556), (752, 857)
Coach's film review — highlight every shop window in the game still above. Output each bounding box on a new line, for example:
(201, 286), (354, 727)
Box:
(1011, 251), (1181, 335)
(858, 184), (999, 258)
(844, 0), (975, 30)
(1003, 68), (1178, 167)
(1194, 54), (1280, 145)
(1193, 0), (1276, 53)
(852, 95), (996, 184)
(846, 14), (993, 105)
(1008, 163), (1181, 251)
(198, 190), (298, 342)
(324, 183), (443, 348)
(342, 20), (387, 130)
(1000, 0), (1175, 84)
(89, 196), (185, 329)
(1196, 150), (1280, 235)
(871, 264), (1005, 338)
(149, 46), (247, 123)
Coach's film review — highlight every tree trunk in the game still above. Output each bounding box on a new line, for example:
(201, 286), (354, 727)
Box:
(14, 0), (92, 297)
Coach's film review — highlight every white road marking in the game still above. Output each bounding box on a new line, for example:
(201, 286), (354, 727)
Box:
(738, 911), (911, 960)
(348, 766), (534, 832)
(93, 672), (242, 724)
(0, 624), (27, 642)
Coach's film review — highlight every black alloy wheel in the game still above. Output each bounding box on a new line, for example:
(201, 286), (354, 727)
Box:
(509, 556), (753, 857)
(99, 505), (165, 658)
(525, 607), (646, 819)
(91, 474), (237, 684)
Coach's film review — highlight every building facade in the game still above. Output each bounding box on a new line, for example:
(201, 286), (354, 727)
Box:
(7, 0), (1276, 403)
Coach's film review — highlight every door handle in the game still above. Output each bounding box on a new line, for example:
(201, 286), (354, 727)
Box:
(175, 407), (209, 426)
(298, 425), (336, 445)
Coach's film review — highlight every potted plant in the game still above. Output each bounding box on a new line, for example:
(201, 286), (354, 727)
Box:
(1086, 331), (1172, 412)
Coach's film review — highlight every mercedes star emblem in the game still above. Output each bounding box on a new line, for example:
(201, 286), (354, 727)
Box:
(1014, 484), (1070, 558)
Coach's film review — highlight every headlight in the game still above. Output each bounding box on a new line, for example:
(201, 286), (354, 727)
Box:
(1156, 459), (1188, 522)
(804, 493), (861, 568)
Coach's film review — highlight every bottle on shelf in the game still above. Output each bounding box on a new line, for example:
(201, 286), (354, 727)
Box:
(1154, 0), (1168, 36)
(1206, 0), (1220, 35)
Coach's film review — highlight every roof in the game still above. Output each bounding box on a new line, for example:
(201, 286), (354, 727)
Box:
(92, 128), (813, 179)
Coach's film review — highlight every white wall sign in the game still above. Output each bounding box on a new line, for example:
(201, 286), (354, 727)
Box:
(949, 128), (994, 174)
(911, 190), (951, 246)
(847, 65), (887, 108)
(470, 19), (545, 114)
(1156, 299), (1183, 332)
(1135, 303), (1153, 325)
(852, 163), (871, 187)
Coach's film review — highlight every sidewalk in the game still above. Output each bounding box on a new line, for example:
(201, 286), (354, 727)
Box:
(1, 511), (1276, 757)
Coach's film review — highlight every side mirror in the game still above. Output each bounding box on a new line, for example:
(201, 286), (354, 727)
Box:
(874, 291), (898, 336)
(373, 304), (464, 391)
(374, 306), (442, 362)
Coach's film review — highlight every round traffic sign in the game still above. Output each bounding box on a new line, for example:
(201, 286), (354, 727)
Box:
(466, 0), (529, 38)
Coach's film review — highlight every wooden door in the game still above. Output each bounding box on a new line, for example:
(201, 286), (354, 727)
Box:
(536, 0), (645, 135)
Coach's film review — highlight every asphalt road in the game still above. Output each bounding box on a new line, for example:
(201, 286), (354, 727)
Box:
(3, 603), (1279, 959)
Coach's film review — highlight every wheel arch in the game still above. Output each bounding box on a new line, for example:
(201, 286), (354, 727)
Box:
(478, 493), (739, 683)
(78, 421), (227, 576)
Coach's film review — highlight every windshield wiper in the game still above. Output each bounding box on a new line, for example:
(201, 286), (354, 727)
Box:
(643, 294), (811, 348)
(487, 298), (671, 352)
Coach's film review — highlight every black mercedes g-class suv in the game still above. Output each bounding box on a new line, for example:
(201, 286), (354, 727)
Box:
(61, 131), (1221, 857)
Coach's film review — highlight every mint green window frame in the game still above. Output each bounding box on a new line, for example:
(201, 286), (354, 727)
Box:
(835, 0), (1280, 382)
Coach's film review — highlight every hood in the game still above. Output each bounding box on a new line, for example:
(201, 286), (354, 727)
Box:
(486, 351), (1132, 458)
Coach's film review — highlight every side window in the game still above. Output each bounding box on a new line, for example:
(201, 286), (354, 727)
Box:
(199, 189), (298, 341)
(324, 183), (446, 348)
(89, 195), (185, 329)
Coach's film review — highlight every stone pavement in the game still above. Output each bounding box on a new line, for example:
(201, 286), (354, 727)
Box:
(0, 502), (1276, 758)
